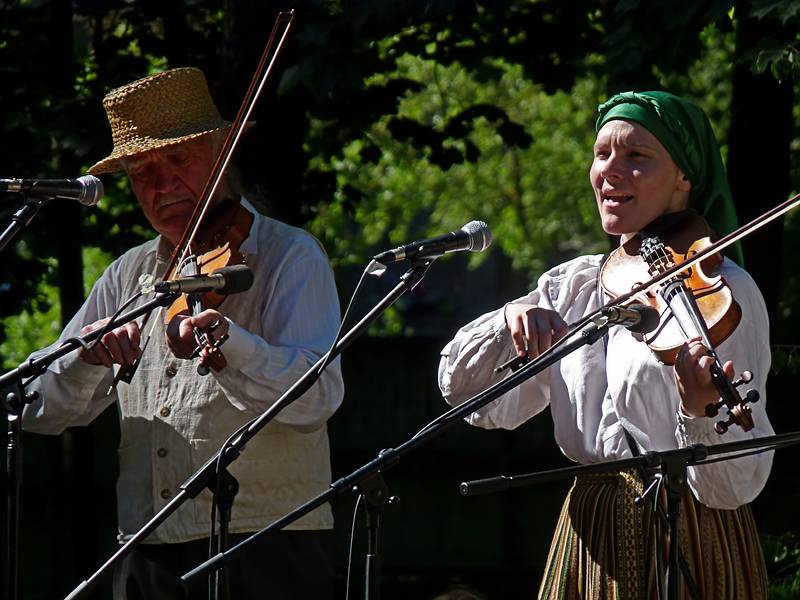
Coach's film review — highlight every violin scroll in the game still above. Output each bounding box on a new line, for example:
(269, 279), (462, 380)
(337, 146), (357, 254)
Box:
(600, 211), (757, 434)
(704, 366), (759, 434)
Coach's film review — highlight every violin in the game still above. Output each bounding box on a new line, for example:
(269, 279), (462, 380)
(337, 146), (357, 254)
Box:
(163, 198), (254, 374)
(496, 190), (800, 431)
(599, 211), (758, 433)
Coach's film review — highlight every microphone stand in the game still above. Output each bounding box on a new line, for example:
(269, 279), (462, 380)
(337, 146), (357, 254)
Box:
(180, 317), (615, 595)
(0, 291), (180, 600)
(459, 433), (797, 600)
(63, 258), (435, 600)
(0, 189), (160, 600)
(0, 196), (54, 253)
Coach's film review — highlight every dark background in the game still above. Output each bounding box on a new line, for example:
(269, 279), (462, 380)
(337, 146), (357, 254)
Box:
(1, 1), (799, 598)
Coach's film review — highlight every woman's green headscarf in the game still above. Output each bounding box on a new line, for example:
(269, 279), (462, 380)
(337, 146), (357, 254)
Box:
(596, 91), (742, 265)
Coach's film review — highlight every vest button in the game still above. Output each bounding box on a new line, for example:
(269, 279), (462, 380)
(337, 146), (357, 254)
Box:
(157, 448), (167, 458)
(160, 489), (170, 499)
(165, 363), (178, 377)
(159, 406), (171, 418)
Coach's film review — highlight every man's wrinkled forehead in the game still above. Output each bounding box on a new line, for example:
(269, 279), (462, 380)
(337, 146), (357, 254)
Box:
(123, 137), (208, 170)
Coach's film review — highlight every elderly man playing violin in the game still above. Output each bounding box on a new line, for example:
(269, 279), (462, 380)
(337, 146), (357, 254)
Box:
(22, 68), (343, 599)
(439, 91), (774, 599)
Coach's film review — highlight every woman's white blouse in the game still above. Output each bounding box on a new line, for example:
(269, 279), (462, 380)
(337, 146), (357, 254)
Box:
(438, 254), (774, 509)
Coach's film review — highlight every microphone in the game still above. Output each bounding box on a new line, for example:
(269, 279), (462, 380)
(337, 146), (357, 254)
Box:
(373, 220), (492, 264)
(600, 303), (660, 334)
(154, 265), (254, 295)
(0, 175), (103, 206)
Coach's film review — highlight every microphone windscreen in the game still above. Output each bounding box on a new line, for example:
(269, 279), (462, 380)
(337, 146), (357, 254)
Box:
(462, 220), (492, 252)
(628, 303), (660, 334)
(77, 175), (104, 206)
(214, 264), (254, 295)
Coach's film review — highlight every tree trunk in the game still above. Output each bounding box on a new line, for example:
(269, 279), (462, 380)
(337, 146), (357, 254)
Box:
(51, 0), (85, 324)
(727, 6), (794, 324)
(49, 3), (112, 600)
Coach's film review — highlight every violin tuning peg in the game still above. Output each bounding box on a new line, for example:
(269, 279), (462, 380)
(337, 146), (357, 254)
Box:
(732, 370), (753, 388)
(714, 418), (731, 435)
(744, 389), (760, 404)
(705, 401), (721, 418)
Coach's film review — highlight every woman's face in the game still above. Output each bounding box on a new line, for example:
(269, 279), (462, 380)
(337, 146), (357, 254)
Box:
(590, 119), (691, 241)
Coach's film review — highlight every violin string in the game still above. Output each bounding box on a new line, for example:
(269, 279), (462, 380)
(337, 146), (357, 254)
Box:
(582, 190), (800, 330)
(176, 13), (294, 271)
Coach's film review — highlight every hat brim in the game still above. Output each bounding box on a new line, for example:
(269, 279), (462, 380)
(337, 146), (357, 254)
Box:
(87, 122), (254, 175)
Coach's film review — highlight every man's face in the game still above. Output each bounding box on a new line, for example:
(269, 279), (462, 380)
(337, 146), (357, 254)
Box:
(123, 135), (219, 246)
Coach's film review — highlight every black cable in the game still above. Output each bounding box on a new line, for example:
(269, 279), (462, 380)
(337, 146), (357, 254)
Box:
(344, 494), (362, 600)
(203, 260), (378, 577)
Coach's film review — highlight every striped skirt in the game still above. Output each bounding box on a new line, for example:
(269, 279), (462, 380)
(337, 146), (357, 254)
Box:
(538, 471), (767, 599)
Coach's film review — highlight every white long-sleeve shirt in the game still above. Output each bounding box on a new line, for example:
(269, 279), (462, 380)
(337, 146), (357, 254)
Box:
(23, 199), (344, 542)
(438, 254), (773, 509)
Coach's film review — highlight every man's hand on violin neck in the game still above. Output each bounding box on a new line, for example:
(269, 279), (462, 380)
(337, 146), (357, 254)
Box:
(78, 319), (142, 368)
(504, 303), (569, 359)
(166, 309), (229, 360)
(674, 337), (735, 418)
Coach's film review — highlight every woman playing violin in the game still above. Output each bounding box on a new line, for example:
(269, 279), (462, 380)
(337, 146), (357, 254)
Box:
(438, 91), (774, 599)
(23, 68), (343, 599)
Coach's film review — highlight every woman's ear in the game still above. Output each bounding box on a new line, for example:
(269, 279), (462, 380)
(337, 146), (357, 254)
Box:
(677, 171), (692, 193)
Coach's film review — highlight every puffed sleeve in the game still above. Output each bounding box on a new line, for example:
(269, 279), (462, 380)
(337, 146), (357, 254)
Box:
(677, 260), (774, 508)
(211, 236), (344, 431)
(22, 253), (133, 434)
(438, 255), (602, 429)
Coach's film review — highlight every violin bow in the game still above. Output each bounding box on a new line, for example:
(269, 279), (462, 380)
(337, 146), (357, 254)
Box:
(497, 190), (800, 374)
(110, 10), (295, 390)
(577, 189), (800, 334)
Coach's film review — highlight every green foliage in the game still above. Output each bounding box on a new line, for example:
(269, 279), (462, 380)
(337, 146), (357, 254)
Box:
(764, 534), (800, 598)
(751, 0), (800, 23)
(741, 0), (800, 80)
(597, 0), (733, 89)
(308, 55), (607, 284)
(0, 246), (113, 369)
(0, 259), (60, 370)
(655, 22), (735, 158)
(1, 0), (799, 342)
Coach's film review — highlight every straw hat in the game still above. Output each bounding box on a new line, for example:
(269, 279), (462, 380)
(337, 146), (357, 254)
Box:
(88, 67), (242, 175)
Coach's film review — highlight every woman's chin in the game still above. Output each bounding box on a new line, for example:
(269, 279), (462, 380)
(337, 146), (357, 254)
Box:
(600, 217), (627, 237)
(600, 212), (645, 239)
